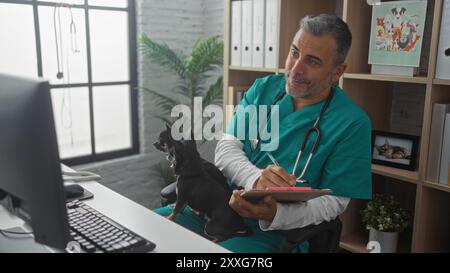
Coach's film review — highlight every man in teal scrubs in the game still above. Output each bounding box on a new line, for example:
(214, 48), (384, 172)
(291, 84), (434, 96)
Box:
(155, 14), (372, 252)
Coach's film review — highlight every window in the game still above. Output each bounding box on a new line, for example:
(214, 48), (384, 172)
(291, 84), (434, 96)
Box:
(0, 0), (138, 165)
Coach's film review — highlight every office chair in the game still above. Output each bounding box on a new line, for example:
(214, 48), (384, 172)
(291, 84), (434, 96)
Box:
(160, 181), (342, 253)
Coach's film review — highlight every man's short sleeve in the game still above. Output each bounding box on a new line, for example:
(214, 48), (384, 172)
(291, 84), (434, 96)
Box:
(320, 117), (372, 199)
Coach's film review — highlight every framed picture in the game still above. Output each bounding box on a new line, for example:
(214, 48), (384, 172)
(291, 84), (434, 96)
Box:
(368, 0), (427, 67)
(372, 131), (419, 171)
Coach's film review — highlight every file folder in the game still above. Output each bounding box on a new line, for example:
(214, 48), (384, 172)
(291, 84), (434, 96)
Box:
(231, 0), (242, 66)
(426, 103), (450, 182)
(241, 0), (253, 67)
(439, 113), (450, 184)
(436, 0), (450, 80)
(252, 0), (265, 67)
(264, 0), (278, 69)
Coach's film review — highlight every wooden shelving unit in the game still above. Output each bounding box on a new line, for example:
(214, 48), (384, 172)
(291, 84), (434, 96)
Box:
(423, 180), (450, 193)
(343, 73), (429, 84)
(223, 0), (450, 252)
(433, 79), (450, 86)
(372, 164), (419, 185)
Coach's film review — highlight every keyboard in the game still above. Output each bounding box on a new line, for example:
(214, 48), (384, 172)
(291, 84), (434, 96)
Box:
(66, 200), (156, 253)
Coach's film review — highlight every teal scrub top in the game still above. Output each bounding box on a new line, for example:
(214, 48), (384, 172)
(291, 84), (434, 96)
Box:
(226, 74), (372, 199)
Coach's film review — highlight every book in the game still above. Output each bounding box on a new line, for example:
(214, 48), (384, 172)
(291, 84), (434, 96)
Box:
(436, 0), (450, 80)
(230, 0), (243, 66)
(439, 113), (450, 184)
(252, 0), (265, 67)
(234, 91), (244, 105)
(264, 0), (278, 68)
(426, 103), (450, 182)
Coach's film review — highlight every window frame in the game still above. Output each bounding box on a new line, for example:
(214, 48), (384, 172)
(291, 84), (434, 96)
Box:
(0, 0), (139, 166)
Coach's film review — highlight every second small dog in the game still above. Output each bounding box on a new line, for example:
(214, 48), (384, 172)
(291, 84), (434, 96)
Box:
(153, 125), (252, 242)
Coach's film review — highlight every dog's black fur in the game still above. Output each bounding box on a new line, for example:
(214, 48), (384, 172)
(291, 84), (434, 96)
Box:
(153, 125), (252, 242)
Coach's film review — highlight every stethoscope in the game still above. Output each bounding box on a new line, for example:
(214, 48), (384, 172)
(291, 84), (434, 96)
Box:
(54, 4), (80, 80)
(246, 86), (335, 184)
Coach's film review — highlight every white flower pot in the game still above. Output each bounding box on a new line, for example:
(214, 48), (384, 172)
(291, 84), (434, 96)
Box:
(369, 227), (399, 253)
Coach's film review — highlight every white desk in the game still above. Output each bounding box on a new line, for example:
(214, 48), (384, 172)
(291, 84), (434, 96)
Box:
(0, 167), (230, 253)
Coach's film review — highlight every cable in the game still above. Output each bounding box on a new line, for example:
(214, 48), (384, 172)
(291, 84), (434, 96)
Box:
(62, 170), (102, 182)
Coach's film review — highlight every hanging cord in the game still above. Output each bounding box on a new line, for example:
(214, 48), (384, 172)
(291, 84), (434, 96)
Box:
(56, 3), (79, 147)
(69, 6), (80, 53)
(54, 5), (64, 79)
(61, 41), (74, 146)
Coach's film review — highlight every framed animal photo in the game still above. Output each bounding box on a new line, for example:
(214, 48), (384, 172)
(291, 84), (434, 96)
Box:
(372, 131), (419, 171)
(368, 0), (427, 67)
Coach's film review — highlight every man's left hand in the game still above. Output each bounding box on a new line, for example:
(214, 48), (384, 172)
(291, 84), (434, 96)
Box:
(229, 190), (277, 222)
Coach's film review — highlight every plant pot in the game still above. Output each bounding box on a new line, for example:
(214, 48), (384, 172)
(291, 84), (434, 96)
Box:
(369, 227), (399, 253)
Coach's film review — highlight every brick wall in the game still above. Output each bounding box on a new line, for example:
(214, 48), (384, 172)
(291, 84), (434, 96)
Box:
(75, 0), (224, 209)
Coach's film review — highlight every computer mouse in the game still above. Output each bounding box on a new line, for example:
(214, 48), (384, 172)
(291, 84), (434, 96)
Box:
(65, 184), (85, 199)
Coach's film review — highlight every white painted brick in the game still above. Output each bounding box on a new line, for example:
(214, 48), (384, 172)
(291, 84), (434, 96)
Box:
(77, 0), (224, 209)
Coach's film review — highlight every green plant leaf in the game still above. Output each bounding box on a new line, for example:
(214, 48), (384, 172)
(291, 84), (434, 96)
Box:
(139, 87), (178, 117)
(152, 114), (175, 126)
(139, 34), (187, 79)
(360, 193), (410, 232)
(202, 76), (223, 108)
(187, 35), (224, 77)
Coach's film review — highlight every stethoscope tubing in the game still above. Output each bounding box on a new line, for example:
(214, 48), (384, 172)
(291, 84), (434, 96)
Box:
(245, 86), (335, 182)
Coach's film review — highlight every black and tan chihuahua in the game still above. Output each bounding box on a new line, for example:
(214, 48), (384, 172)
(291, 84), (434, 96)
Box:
(153, 125), (252, 242)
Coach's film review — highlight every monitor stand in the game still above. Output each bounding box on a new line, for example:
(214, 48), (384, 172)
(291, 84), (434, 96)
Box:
(0, 226), (53, 253)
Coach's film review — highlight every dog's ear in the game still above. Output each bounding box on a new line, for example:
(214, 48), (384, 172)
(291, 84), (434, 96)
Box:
(391, 8), (396, 15)
(400, 7), (406, 15)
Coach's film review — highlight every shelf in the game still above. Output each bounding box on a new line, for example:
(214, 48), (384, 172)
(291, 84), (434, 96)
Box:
(340, 230), (411, 253)
(344, 73), (428, 84)
(423, 180), (450, 193)
(228, 66), (278, 73)
(371, 164), (419, 184)
(340, 232), (369, 253)
(433, 79), (450, 86)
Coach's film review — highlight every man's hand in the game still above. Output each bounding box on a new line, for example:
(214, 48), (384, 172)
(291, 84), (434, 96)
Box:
(253, 165), (296, 190)
(229, 189), (277, 222)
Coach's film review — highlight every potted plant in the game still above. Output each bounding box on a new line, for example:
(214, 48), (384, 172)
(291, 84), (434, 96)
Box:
(361, 194), (410, 253)
(139, 34), (224, 126)
(139, 34), (224, 184)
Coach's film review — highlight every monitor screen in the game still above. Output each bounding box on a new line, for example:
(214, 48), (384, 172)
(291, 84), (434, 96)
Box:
(0, 73), (70, 249)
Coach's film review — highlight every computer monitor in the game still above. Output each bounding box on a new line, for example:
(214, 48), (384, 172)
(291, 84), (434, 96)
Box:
(0, 73), (70, 250)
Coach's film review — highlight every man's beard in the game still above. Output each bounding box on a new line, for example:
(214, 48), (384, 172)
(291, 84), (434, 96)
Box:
(284, 71), (312, 99)
(284, 71), (330, 99)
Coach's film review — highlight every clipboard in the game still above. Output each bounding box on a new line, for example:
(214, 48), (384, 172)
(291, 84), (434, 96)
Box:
(240, 187), (332, 203)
